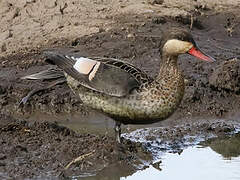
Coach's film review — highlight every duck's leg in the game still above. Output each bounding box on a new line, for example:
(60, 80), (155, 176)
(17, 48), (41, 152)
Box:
(114, 121), (122, 143)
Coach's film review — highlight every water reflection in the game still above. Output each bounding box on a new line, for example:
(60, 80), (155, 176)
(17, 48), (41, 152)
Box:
(122, 146), (240, 180)
(78, 163), (136, 180)
(77, 133), (240, 180)
(202, 133), (240, 158)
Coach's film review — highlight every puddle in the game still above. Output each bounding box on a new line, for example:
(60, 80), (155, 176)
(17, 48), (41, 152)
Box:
(121, 146), (240, 180)
(76, 133), (240, 180)
(16, 110), (115, 135)
(18, 110), (179, 135)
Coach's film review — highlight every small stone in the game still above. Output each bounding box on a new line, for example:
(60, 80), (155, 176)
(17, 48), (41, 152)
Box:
(98, 27), (105, 33)
(0, 154), (6, 160)
(127, 33), (134, 38)
(0, 162), (6, 166)
(26, 0), (36, 3)
(147, 0), (164, 5)
(152, 17), (166, 24)
(1, 43), (7, 52)
(0, 30), (12, 41)
(105, 27), (111, 32)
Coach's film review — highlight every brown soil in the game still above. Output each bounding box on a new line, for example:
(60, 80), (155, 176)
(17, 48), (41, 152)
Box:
(0, 0), (240, 179)
(0, 114), (153, 179)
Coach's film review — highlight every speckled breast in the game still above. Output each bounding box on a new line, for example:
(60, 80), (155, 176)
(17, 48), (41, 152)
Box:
(65, 70), (185, 125)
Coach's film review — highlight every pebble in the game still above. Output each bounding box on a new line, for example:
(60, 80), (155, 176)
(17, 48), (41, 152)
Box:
(147, 0), (164, 5)
(0, 43), (7, 52)
(127, 33), (134, 38)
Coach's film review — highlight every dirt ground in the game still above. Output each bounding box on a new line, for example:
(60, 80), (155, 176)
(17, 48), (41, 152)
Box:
(0, 0), (240, 179)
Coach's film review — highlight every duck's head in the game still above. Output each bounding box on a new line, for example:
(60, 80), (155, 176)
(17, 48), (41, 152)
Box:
(160, 28), (216, 62)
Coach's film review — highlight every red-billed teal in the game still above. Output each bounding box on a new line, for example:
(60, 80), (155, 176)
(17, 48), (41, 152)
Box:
(22, 28), (216, 143)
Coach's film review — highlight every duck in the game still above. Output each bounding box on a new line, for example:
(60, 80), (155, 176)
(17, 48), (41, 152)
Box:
(21, 28), (215, 143)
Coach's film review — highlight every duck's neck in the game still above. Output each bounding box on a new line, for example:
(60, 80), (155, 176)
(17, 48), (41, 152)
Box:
(156, 54), (180, 80)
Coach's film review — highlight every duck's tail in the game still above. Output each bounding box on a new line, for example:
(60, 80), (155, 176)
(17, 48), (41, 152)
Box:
(21, 68), (65, 80)
(20, 68), (66, 105)
(21, 49), (79, 80)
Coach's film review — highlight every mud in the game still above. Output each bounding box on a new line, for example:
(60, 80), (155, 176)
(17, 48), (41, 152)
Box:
(0, 114), (153, 179)
(0, 0), (240, 179)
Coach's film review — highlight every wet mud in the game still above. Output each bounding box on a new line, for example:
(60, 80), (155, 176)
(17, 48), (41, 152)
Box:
(0, 114), (152, 179)
(0, 1), (240, 179)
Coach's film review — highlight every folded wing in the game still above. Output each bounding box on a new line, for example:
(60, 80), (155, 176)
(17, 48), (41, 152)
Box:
(44, 49), (152, 97)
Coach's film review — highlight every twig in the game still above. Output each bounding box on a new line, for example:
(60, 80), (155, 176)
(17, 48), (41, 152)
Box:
(190, 14), (194, 30)
(65, 151), (95, 169)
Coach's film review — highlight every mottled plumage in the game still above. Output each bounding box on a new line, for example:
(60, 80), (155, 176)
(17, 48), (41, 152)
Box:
(22, 28), (216, 143)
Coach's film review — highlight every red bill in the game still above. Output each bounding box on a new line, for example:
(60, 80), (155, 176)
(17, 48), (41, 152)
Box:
(188, 46), (216, 62)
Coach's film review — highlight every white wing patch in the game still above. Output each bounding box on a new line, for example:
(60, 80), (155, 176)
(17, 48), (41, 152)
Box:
(73, 57), (97, 75)
(72, 57), (101, 81)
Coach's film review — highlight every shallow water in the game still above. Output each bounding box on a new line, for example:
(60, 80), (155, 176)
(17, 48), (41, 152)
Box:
(77, 133), (240, 180)
(122, 146), (240, 180)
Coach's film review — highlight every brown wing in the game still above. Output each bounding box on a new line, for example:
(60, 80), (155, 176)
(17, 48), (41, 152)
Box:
(43, 49), (153, 97)
(91, 57), (153, 85)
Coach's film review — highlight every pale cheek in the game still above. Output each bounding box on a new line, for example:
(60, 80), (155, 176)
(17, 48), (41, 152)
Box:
(181, 43), (193, 53)
(166, 44), (192, 54)
(163, 40), (193, 54)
